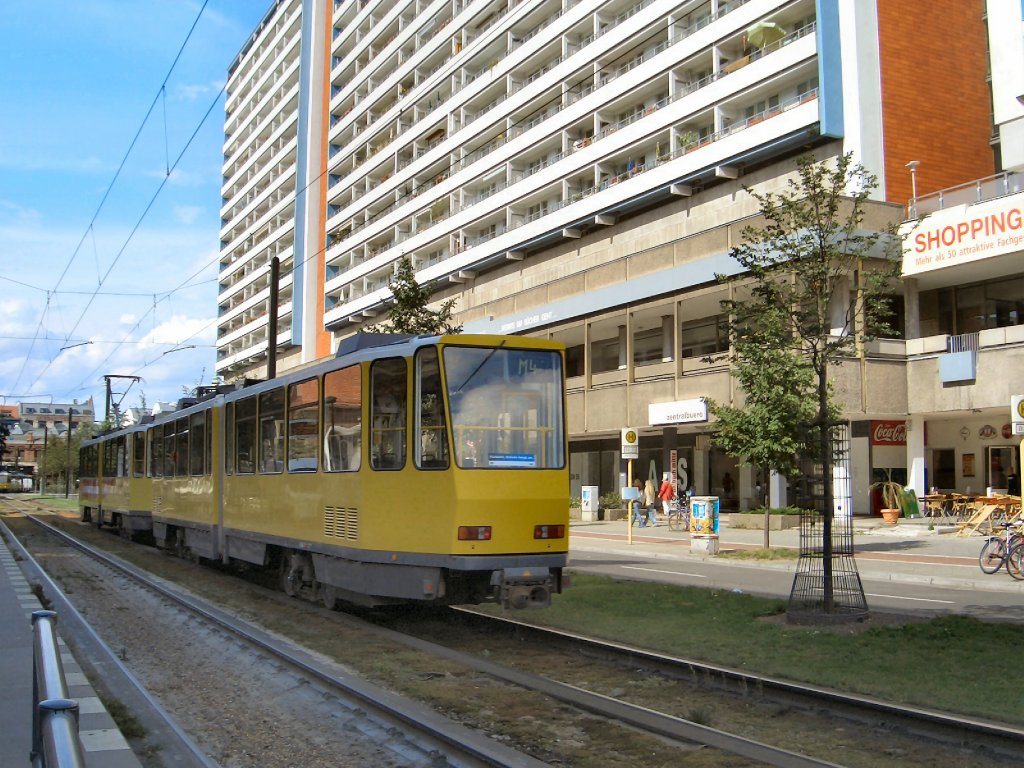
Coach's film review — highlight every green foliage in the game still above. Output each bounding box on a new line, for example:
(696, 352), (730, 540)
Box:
(373, 254), (463, 335)
(0, 420), (9, 463)
(748, 506), (808, 516)
(599, 490), (622, 509)
(708, 153), (902, 486)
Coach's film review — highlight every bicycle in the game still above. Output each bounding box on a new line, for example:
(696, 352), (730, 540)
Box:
(977, 520), (1024, 574)
(667, 497), (690, 532)
(1004, 534), (1024, 580)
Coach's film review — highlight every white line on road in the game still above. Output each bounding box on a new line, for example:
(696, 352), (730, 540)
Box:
(865, 593), (954, 604)
(620, 566), (707, 579)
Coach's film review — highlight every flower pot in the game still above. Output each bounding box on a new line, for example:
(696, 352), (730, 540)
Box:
(881, 508), (901, 525)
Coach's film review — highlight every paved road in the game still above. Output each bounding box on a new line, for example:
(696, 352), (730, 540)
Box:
(569, 517), (1024, 622)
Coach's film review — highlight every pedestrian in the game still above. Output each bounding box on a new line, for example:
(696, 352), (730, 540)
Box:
(658, 472), (675, 519)
(631, 477), (646, 527)
(643, 479), (658, 526)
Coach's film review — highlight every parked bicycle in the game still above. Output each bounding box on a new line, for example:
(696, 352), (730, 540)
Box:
(668, 496), (690, 532)
(978, 520), (1024, 574)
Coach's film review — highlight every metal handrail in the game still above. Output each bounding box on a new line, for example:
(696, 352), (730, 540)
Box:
(31, 611), (86, 768)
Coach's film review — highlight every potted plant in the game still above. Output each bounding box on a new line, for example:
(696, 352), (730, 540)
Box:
(872, 478), (904, 524)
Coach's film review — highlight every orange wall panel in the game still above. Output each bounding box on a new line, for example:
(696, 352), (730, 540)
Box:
(877, 0), (994, 206)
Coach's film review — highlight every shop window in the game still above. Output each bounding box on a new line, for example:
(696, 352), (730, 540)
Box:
(590, 335), (621, 373)
(565, 344), (584, 377)
(680, 315), (728, 359)
(633, 328), (664, 366)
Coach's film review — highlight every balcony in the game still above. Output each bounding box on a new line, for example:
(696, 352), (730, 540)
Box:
(909, 171), (1024, 219)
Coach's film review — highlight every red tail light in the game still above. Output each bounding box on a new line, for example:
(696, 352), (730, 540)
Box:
(534, 524), (565, 539)
(458, 526), (492, 541)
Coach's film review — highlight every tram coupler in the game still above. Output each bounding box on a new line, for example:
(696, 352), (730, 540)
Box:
(492, 567), (553, 610)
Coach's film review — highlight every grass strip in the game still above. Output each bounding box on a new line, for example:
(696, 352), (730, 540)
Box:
(515, 572), (1021, 725)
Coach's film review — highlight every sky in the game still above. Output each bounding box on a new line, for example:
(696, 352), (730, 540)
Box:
(0, 1), (271, 420)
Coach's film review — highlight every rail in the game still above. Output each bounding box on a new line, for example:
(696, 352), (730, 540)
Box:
(31, 610), (86, 768)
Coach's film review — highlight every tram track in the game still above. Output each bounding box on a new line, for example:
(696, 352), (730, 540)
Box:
(2, 501), (546, 768)
(6, 497), (1024, 767)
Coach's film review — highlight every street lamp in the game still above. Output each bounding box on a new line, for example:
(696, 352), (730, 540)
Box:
(905, 160), (920, 217)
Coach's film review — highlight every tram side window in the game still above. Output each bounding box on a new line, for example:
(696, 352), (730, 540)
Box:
(133, 432), (146, 478)
(235, 397), (257, 474)
(415, 347), (449, 470)
(371, 358), (407, 470)
(116, 435), (127, 478)
(103, 439), (117, 478)
(175, 417), (189, 477)
(323, 365), (361, 472)
(259, 389), (285, 474)
(189, 411), (207, 476)
(287, 377), (319, 472)
(225, 403), (235, 475)
(150, 427), (162, 478)
(163, 422), (175, 477)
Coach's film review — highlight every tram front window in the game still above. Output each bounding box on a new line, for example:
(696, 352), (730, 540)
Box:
(443, 346), (565, 469)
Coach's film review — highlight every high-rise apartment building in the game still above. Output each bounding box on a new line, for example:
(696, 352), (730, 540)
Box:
(218, 0), (1020, 512)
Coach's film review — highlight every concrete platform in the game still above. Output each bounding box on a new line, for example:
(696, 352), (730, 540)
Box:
(0, 524), (141, 768)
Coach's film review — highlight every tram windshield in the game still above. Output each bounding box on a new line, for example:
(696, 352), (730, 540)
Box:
(443, 345), (565, 469)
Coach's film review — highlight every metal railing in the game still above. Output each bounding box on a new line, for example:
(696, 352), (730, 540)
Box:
(947, 332), (980, 353)
(31, 610), (86, 768)
(909, 171), (1024, 218)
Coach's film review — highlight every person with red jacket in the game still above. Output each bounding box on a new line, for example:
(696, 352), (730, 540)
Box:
(657, 472), (675, 519)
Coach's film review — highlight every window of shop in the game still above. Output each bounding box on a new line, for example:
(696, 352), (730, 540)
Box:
(632, 328), (664, 366)
(919, 276), (1024, 336)
(590, 336), (621, 373)
(680, 315), (728, 359)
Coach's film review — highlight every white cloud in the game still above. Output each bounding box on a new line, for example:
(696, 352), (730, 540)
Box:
(174, 205), (203, 224)
(174, 81), (224, 101)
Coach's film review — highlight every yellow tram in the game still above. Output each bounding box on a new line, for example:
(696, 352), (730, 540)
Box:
(80, 423), (152, 537)
(80, 334), (569, 609)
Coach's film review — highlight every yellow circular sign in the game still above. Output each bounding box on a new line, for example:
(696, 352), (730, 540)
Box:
(625, 430), (637, 444)
(1018, 399), (1024, 419)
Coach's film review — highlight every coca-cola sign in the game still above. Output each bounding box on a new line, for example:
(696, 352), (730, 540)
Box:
(871, 420), (906, 445)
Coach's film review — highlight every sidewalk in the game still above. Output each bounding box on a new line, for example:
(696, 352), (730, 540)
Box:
(569, 515), (1021, 594)
(0, 521), (142, 768)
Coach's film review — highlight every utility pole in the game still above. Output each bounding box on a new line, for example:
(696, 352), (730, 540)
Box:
(64, 407), (72, 498)
(40, 425), (47, 495)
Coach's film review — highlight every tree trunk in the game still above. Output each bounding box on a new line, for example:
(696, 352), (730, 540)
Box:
(818, 367), (834, 612)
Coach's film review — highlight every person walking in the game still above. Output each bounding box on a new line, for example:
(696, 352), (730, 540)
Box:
(643, 479), (658, 526)
(631, 477), (646, 527)
(658, 472), (675, 520)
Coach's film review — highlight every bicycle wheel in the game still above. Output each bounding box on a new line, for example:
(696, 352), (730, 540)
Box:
(978, 537), (1007, 574)
(668, 513), (681, 531)
(1007, 544), (1024, 581)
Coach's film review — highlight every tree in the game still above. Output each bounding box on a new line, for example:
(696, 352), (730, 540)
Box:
(708, 153), (902, 612)
(0, 420), (9, 466)
(373, 254), (463, 335)
(38, 422), (94, 494)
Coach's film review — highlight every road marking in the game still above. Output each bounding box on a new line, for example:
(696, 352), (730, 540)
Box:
(864, 593), (954, 604)
(620, 565), (707, 579)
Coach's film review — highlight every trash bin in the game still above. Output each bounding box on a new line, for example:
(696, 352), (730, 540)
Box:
(690, 496), (720, 555)
(581, 486), (599, 522)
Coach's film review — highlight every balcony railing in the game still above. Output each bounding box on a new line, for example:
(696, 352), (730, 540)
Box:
(909, 171), (1024, 218)
(948, 332), (979, 354)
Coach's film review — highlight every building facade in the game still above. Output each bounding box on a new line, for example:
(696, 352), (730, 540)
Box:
(217, 0), (1017, 513)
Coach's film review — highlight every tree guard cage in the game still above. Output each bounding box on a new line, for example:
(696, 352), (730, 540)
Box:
(787, 510), (868, 622)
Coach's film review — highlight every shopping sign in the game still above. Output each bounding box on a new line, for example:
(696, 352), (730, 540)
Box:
(1012, 395), (1024, 436)
(871, 420), (906, 445)
(621, 427), (639, 459)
